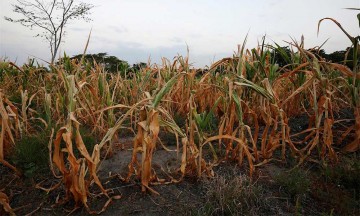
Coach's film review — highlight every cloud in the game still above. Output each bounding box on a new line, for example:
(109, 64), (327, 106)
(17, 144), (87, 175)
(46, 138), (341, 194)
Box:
(1, 0), (358, 67)
(189, 33), (203, 39)
(108, 25), (128, 34)
(69, 27), (89, 32)
(170, 37), (183, 43)
(269, 0), (286, 7)
(82, 41), (224, 67)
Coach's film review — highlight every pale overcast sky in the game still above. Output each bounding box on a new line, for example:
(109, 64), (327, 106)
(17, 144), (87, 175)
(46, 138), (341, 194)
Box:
(0, 0), (359, 67)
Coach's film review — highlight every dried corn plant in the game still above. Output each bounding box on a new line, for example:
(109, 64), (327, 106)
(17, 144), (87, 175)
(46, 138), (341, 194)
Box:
(0, 91), (21, 175)
(126, 72), (200, 193)
(318, 14), (360, 153)
(49, 72), (113, 213)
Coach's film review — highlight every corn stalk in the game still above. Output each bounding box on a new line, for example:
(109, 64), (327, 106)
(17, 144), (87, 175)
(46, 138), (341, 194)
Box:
(51, 74), (110, 212)
(318, 15), (360, 152)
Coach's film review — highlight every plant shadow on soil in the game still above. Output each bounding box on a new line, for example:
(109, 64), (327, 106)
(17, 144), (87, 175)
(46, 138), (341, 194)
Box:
(1, 111), (360, 216)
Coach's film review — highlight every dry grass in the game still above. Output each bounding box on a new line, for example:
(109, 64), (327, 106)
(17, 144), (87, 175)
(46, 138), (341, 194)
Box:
(199, 171), (270, 216)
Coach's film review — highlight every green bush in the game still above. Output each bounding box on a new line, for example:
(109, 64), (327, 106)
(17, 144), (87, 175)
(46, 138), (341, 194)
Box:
(11, 132), (50, 178)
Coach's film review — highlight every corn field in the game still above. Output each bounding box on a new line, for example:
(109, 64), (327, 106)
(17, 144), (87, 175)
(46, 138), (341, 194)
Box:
(1, 22), (360, 214)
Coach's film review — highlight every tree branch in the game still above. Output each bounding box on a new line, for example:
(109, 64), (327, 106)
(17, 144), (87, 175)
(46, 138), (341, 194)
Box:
(5, 0), (94, 64)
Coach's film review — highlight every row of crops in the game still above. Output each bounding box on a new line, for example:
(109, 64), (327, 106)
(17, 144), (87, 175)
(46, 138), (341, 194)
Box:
(1, 34), (359, 213)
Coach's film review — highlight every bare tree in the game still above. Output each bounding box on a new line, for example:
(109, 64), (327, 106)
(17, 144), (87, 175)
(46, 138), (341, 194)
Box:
(5, 0), (94, 64)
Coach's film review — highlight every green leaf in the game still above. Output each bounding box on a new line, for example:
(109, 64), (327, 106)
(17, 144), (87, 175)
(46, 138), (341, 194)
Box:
(203, 97), (222, 127)
(232, 94), (243, 124)
(152, 73), (181, 108)
(234, 76), (275, 103)
(273, 43), (291, 65)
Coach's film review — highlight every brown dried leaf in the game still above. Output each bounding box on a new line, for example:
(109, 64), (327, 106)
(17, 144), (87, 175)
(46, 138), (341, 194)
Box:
(0, 192), (15, 216)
